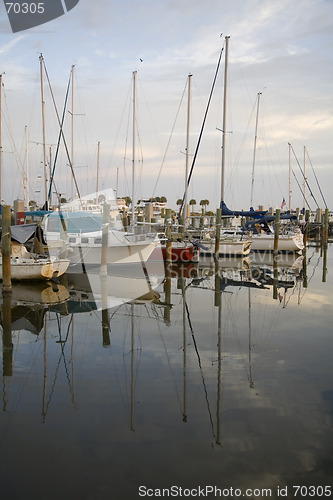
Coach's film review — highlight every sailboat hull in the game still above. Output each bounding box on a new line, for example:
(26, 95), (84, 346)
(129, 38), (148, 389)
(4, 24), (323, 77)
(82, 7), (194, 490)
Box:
(0, 257), (70, 281)
(198, 239), (252, 257)
(148, 240), (198, 262)
(67, 239), (159, 267)
(250, 232), (304, 252)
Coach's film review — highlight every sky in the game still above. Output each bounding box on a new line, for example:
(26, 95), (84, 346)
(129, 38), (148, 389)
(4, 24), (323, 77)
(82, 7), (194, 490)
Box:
(0, 0), (332, 212)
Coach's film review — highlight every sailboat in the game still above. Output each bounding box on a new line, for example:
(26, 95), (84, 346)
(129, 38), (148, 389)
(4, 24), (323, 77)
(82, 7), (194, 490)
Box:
(192, 37), (252, 257)
(151, 73), (198, 263)
(246, 216), (304, 252)
(43, 207), (160, 267)
(221, 86), (304, 253)
(42, 69), (160, 268)
(0, 223), (70, 280)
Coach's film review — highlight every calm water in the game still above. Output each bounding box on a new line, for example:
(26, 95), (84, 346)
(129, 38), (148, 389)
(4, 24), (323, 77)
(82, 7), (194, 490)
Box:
(1, 242), (332, 500)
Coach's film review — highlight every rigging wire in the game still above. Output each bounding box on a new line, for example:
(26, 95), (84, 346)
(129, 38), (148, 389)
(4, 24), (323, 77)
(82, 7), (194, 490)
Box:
(289, 143), (319, 209)
(290, 167), (312, 211)
(305, 148), (328, 209)
(43, 314), (74, 421)
(41, 58), (81, 203)
(183, 290), (216, 439)
(152, 79), (187, 198)
(123, 82), (133, 199)
(48, 69), (72, 203)
(178, 45), (224, 217)
(2, 85), (26, 194)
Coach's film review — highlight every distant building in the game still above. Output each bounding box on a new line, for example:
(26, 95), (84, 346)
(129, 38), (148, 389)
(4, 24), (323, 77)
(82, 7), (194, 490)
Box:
(137, 198), (167, 216)
(116, 198), (128, 211)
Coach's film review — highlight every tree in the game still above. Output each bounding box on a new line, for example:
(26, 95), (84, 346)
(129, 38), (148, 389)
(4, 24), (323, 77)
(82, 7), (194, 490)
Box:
(176, 198), (183, 206)
(200, 199), (209, 213)
(160, 196), (167, 203)
(124, 196), (131, 207)
(189, 199), (196, 214)
(28, 200), (37, 210)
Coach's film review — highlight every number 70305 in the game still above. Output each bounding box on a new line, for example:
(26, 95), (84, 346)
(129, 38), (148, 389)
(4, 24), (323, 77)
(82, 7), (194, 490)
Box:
(5, 3), (45, 14)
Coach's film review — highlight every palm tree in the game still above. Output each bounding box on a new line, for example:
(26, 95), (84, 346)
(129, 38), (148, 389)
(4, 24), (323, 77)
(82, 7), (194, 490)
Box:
(189, 199), (196, 214)
(124, 196), (131, 207)
(199, 199), (209, 213)
(160, 196), (167, 203)
(176, 198), (183, 207)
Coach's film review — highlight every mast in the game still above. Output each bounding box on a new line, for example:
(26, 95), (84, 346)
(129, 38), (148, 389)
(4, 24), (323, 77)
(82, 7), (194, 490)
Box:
(288, 142), (292, 211)
(221, 36), (230, 204)
(39, 54), (48, 210)
(183, 73), (192, 225)
(303, 146), (306, 211)
(25, 125), (29, 208)
(0, 73), (2, 206)
(131, 71), (137, 229)
(250, 92), (261, 207)
(116, 167), (119, 200)
(96, 141), (100, 200)
(71, 64), (75, 200)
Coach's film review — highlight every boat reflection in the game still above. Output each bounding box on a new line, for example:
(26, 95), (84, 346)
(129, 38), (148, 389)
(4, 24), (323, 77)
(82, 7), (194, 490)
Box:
(0, 246), (325, 435)
(0, 281), (69, 335)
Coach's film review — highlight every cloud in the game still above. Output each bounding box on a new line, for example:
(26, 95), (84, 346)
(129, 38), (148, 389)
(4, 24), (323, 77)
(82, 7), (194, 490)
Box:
(0, 34), (26, 54)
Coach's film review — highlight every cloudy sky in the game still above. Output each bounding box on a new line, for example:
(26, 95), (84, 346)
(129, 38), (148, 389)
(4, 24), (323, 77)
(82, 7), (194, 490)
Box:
(0, 0), (332, 211)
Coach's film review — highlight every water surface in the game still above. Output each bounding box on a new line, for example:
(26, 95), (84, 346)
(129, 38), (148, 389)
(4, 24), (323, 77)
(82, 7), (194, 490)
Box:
(1, 244), (332, 499)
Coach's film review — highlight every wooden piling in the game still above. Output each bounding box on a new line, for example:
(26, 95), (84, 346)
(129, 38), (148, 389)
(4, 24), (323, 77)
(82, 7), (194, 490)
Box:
(214, 208), (221, 259)
(2, 290), (13, 376)
(302, 247), (308, 289)
(322, 244), (327, 283)
(59, 212), (68, 258)
(273, 209), (280, 300)
(137, 215), (144, 234)
(164, 208), (172, 325)
(2, 205), (12, 292)
(322, 208), (329, 281)
(163, 262), (171, 325)
(122, 210), (128, 230)
(101, 274), (111, 347)
(178, 215), (184, 239)
(303, 209), (310, 246)
(214, 258), (221, 308)
(165, 209), (172, 264)
(273, 209), (280, 254)
(324, 208), (329, 247)
(101, 202), (110, 277)
(100, 203), (111, 344)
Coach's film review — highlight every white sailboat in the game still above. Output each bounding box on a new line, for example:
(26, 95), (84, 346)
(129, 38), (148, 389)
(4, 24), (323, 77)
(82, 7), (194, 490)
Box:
(196, 37), (252, 257)
(250, 225), (304, 252)
(43, 70), (160, 268)
(248, 132), (304, 252)
(0, 224), (70, 281)
(43, 208), (160, 267)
